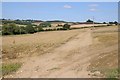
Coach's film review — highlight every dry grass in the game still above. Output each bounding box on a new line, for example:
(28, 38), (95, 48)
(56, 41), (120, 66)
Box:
(88, 26), (118, 78)
(1, 26), (119, 78)
(71, 24), (107, 29)
(2, 29), (83, 60)
(93, 32), (118, 47)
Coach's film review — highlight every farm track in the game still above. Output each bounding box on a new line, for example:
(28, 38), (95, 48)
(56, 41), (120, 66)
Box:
(5, 27), (118, 78)
(6, 29), (93, 78)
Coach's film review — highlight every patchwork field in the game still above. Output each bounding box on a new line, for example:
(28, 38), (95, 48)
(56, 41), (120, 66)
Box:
(1, 26), (118, 78)
(70, 24), (108, 29)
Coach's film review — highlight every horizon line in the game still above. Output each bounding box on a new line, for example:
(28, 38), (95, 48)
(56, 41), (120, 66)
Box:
(1, 18), (118, 23)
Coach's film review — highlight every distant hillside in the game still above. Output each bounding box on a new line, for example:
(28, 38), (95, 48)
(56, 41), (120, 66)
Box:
(46, 20), (66, 23)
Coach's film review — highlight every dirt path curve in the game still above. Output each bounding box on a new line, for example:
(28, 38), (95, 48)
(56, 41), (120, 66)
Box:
(9, 29), (93, 78)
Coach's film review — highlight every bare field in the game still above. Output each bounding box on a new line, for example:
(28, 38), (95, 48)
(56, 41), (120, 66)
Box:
(2, 26), (118, 78)
(88, 26), (118, 78)
(71, 24), (108, 29)
(2, 29), (84, 60)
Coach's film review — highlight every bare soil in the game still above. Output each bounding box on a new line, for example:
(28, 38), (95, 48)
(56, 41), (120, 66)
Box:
(2, 26), (118, 78)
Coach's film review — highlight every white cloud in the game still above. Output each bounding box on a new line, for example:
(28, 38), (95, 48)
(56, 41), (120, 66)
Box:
(64, 5), (72, 9)
(89, 4), (99, 12)
(89, 8), (97, 12)
(89, 4), (99, 7)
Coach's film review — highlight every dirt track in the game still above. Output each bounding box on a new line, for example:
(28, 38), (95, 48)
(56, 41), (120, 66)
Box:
(6, 29), (93, 78)
(5, 27), (118, 78)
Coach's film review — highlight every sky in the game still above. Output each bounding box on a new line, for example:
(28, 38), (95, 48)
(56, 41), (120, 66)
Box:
(2, 0), (120, 2)
(2, 2), (118, 22)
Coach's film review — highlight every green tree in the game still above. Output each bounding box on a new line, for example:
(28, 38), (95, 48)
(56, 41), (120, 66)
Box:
(63, 24), (70, 30)
(2, 23), (18, 35)
(2, 25), (12, 35)
(114, 21), (118, 25)
(103, 22), (106, 24)
(35, 26), (44, 32)
(39, 22), (51, 27)
(19, 26), (27, 34)
(109, 22), (114, 24)
(86, 19), (93, 22)
(25, 24), (35, 33)
(13, 27), (20, 34)
(38, 26), (44, 31)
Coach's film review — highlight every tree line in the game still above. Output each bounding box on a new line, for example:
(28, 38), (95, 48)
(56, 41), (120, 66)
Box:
(1, 23), (70, 35)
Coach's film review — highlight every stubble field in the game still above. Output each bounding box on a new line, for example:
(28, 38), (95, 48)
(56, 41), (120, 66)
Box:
(1, 26), (118, 78)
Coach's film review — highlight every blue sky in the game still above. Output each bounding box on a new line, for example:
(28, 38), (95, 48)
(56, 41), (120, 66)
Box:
(2, 2), (118, 22)
(2, 0), (120, 2)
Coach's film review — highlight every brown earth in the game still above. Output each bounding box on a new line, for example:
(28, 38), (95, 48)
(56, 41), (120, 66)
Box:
(2, 26), (118, 78)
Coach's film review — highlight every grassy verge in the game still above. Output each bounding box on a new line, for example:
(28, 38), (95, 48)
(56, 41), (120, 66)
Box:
(2, 62), (22, 76)
(105, 68), (120, 78)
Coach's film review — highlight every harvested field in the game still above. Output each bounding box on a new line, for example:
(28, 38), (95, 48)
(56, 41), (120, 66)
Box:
(2, 26), (118, 78)
(2, 29), (84, 60)
(88, 26), (118, 78)
(71, 24), (108, 29)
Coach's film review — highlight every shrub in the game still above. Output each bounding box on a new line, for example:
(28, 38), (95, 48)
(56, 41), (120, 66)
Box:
(19, 26), (27, 34)
(39, 22), (51, 27)
(63, 24), (70, 30)
(25, 24), (35, 33)
(2, 25), (12, 35)
(57, 28), (61, 30)
(2, 23), (20, 35)
(2, 63), (22, 76)
(34, 26), (44, 32)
